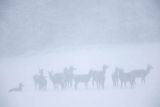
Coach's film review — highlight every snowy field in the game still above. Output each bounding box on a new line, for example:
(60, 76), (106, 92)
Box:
(0, 43), (160, 107)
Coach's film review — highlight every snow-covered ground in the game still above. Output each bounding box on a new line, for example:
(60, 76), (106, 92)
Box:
(1, 43), (160, 107)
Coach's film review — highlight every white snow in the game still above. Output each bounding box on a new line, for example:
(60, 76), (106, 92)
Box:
(0, 43), (160, 107)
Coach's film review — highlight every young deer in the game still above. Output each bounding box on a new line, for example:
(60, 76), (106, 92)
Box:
(9, 83), (24, 93)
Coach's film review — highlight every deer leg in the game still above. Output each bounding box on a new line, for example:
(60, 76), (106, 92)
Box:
(143, 77), (146, 83)
(97, 81), (100, 88)
(141, 77), (145, 84)
(121, 81), (123, 87)
(61, 83), (64, 90)
(54, 83), (58, 90)
(130, 81), (133, 88)
(85, 82), (88, 89)
(124, 82), (127, 87)
(116, 80), (118, 86)
(70, 81), (73, 87)
(102, 81), (105, 89)
(74, 81), (78, 90)
(113, 80), (115, 86)
(92, 79), (95, 87)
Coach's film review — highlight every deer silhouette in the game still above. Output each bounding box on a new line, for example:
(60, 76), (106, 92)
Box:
(33, 69), (47, 91)
(74, 70), (93, 89)
(131, 64), (153, 83)
(8, 83), (24, 93)
(118, 68), (135, 88)
(92, 65), (108, 89)
(112, 68), (119, 86)
(64, 66), (75, 88)
(48, 71), (66, 89)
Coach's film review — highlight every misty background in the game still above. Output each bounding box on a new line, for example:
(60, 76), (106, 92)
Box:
(0, 0), (160, 57)
(0, 0), (160, 107)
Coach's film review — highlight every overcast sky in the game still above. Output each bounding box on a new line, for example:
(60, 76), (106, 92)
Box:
(0, 0), (160, 57)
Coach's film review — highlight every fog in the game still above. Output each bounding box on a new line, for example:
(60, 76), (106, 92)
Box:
(0, 0), (160, 107)
(0, 0), (160, 57)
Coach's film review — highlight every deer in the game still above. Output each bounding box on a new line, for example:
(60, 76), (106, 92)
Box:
(8, 83), (24, 93)
(92, 65), (109, 89)
(74, 70), (93, 89)
(33, 69), (47, 91)
(118, 68), (135, 88)
(48, 71), (66, 89)
(112, 68), (119, 86)
(64, 66), (76, 88)
(131, 64), (153, 83)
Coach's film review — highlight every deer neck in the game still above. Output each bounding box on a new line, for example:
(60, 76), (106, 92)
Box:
(103, 68), (106, 72)
(49, 72), (52, 77)
(88, 72), (92, 78)
(147, 67), (151, 73)
(19, 86), (22, 90)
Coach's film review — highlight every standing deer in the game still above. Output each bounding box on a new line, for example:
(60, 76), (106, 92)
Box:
(112, 68), (119, 86)
(33, 69), (47, 91)
(131, 64), (153, 83)
(74, 70), (93, 89)
(92, 65), (109, 89)
(118, 68), (135, 88)
(48, 71), (66, 89)
(64, 66), (75, 88)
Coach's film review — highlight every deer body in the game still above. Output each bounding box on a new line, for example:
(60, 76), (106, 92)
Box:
(74, 71), (92, 89)
(131, 64), (153, 83)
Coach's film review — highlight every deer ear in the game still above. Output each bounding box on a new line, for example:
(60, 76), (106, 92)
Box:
(148, 64), (153, 69)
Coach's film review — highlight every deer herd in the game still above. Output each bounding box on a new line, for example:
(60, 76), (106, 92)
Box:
(9, 64), (153, 92)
